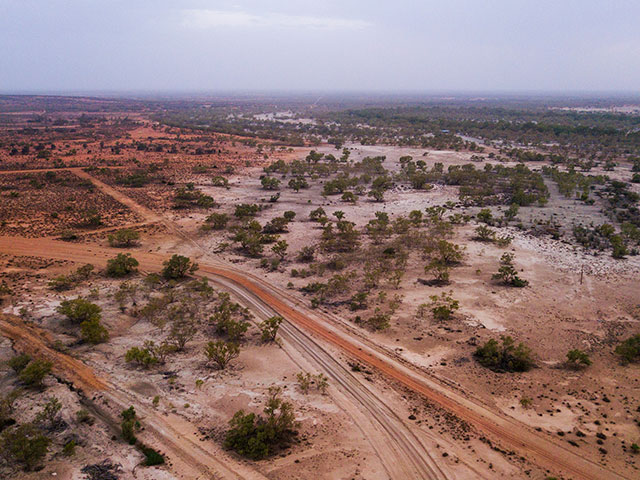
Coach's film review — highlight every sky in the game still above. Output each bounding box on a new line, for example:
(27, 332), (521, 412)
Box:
(1, 0), (639, 94)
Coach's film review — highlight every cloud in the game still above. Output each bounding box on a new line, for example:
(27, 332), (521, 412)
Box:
(181, 9), (372, 30)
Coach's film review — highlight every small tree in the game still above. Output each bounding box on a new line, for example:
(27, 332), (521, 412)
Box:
(492, 253), (528, 287)
(106, 253), (139, 277)
(57, 298), (101, 324)
(424, 259), (450, 285)
(614, 334), (640, 363)
(108, 228), (140, 247)
(224, 386), (297, 460)
(205, 341), (240, 369)
(0, 423), (50, 471)
(296, 246), (315, 263)
(288, 177), (308, 192)
(261, 176), (281, 190)
(35, 397), (62, 430)
(429, 291), (459, 321)
(120, 406), (140, 445)
(271, 240), (288, 260)
(259, 316), (283, 342)
(474, 225), (496, 242)
(162, 254), (198, 279)
(8, 354), (32, 374)
(205, 212), (229, 230)
(125, 346), (159, 368)
(168, 317), (197, 351)
(18, 359), (53, 388)
(80, 318), (109, 344)
(566, 349), (592, 369)
(474, 336), (534, 372)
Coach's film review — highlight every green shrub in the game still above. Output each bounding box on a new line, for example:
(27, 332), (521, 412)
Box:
(162, 254), (198, 279)
(566, 349), (592, 368)
(140, 445), (165, 466)
(224, 386), (297, 460)
(614, 334), (640, 363)
(429, 291), (459, 321)
(18, 359), (52, 388)
(106, 253), (139, 277)
(0, 423), (50, 471)
(259, 316), (283, 342)
(204, 341), (239, 369)
(492, 252), (528, 287)
(57, 298), (101, 324)
(474, 336), (534, 372)
(108, 228), (140, 247)
(80, 318), (109, 344)
(120, 407), (140, 445)
(8, 354), (31, 374)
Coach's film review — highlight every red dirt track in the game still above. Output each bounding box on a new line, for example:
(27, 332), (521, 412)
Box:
(0, 235), (626, 480)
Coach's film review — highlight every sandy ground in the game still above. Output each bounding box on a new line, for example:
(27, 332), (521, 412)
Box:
(1, 116), (639, 479)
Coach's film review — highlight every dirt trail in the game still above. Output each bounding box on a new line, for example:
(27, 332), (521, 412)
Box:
(0, 313), (268, 480)
(0, 168), (628, 479)
(0, 235), (628, 480)
(0, 313), (107, 391)
(71, 168), (161, 223)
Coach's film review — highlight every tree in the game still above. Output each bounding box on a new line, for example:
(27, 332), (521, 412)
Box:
(162, 254), (198, 279)
(504, 203), (519, 221)
(108, 228), (140, 247)
(211, 175), (229, 188)
(429, 291), (459, 321)
(106, 253), (139, 277)
(477, 208), (493, 224)
(0, 423), (50, 471)
(474, 336), (534, 372)
(120, 406), (140, 445)
(205, 212), (229, 230)
(424, 259), (450, 285)
(80, 318), (109, 344)
(57, 298), (101, 324)
(614, 334), (640, 363)
(125, 346), (159, 368)
(474, 225), (496, 242)
(259, 316), (283, 342)
(263, 217), (289, 234)
(272, 240), (288, 260)
(288, 177), (308, 192)
(35, 397), (62, 430)
(566, 349), (592, 369)
(610, 234), (628, 259)
(205, 341), (240, 369)
(261, 176), (281, 190)
(296, 246), (315, 263)
(8, 354), (32, 374)
(492, 252), (528, 287)
(224, 386), (297, 460)
(341, 191), (358, 204)
(168, 316), (197, 351)
(234, 203), (260, 218)
(18, 359), (52, 388)
(309, 207), (326, 222)
(0, 389), (21, 429)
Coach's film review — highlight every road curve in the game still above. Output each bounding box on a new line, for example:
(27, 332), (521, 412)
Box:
(0, 235), (627, 480)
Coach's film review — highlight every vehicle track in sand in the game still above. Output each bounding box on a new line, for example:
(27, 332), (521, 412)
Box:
(0, 313), (268, 480)
(0, 235), (628, 479)
(0, 166), (630, 479)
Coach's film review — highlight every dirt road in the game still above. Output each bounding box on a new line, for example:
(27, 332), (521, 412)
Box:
(0, 235), (627, 479)
(0, 313), (269, 480)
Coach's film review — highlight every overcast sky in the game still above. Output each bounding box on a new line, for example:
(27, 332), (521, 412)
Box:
(1, 0), (639, 93)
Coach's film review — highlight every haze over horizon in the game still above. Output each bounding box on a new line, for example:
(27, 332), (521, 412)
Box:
(1, 0), (640, 94)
